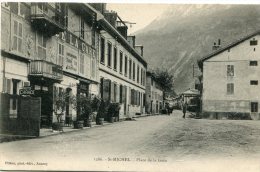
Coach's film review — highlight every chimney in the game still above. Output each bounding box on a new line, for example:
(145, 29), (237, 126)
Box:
(117, 25), (128, 39)
(89, 3), (107, 14)
(127, 36), (136, 48)
(104, 11), (117, 27)
(212, 39), (221, 51)
(135, 45), (143, 57)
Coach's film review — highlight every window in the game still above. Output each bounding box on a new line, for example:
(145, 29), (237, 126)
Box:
(227, 83), (234, 95)
(12, 20), (23, 52)
(227, 65), (234, 76)
(10, 3), (25, 17)
(114, 83), (117, 102)
(37, 3), (48, 13)
(137, 65), (140, 83)
(141, 68), (143, 85)
(100, 37), (105, 64)
(250, 61), (258, 66)
(80, 17), (84, 39)
(2, 2), (10, 10)
(250, 80), (258, 85)
(37, 33), (47, 60)
(64, 5), (68, 28)
(58, 43), (64, 66)
(251, 102), (258, 112)
(119, 85), (123, 103)
(119, 51), (123, 74)
(129, 59), (132, 79)
(107, 42), (112, 67)
(92, 30), (95, 46)
(124, 56), (128, 76)
(250, 39), (258, 46)
(113, 47), (117, 70)
(100, 78), (104, 99)
(91, 56), (96, 78)
(133, 62), (136, 81)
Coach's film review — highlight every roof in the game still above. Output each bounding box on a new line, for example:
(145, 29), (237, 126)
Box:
(198, 30), (260, 69)
(92, 8), (147, 67)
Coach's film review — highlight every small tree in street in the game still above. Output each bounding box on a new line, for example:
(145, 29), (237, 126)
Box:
(152, 68), (176, 98)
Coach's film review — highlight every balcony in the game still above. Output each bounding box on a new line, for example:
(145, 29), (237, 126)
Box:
(29, 60), (63, 81)
(30, 3), (66, 35)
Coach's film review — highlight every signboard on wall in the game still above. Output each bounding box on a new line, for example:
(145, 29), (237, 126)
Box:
(64, 47), (78, 74)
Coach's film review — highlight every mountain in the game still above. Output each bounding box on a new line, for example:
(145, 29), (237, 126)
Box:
(135, 4), (260, 94)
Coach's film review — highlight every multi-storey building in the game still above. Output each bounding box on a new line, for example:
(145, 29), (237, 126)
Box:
(1, 3), (100, 127)
(145, 71), (164, 114)
(198, 31), (260, 120)
(90, 4), (147, 118)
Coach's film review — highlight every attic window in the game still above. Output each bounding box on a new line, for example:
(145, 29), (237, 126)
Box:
(250, 39), (258, 46)
(250, 80), (258, 85)
(250, 61), (258, 66)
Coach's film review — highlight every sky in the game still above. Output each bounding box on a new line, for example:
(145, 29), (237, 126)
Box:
(106, 4), (170, 34)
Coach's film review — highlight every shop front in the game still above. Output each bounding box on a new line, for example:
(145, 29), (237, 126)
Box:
(29, 60), (63, 128)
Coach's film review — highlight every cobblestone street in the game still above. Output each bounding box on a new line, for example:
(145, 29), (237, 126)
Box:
(1, 111), (260, 171)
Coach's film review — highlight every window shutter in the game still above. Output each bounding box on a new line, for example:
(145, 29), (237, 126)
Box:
(7, 79), (11, 94)
(103, 79), (111, 101)
(111, 82), (114, 102)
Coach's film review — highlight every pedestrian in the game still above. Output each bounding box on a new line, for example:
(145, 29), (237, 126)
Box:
(182, 102), (188, 119)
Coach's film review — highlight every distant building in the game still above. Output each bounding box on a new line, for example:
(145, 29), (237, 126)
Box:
(198, 31), (260, 120)
(91, 4), (147, 118)
(145, 71), (164, 114)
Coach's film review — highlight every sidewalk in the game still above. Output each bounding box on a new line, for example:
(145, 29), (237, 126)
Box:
(40, 121), (113, 137)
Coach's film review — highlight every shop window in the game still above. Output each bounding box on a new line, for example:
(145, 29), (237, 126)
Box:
(12, 20), (23, 52)
(250, 61), (258, 66)
(58, 43), (64, 66)
(227, 65), (234, 76)
(107, 42), (112, 67)
(100, 37), (105, 64)
(113, 47), (117, 71)
(250, 80), (258, 85)
(227, 83), (234, 95)
(251, 102), (258, 112)
(37, 33), (47, 60)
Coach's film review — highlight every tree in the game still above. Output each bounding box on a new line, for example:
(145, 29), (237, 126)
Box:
(152, 69), (176, 98)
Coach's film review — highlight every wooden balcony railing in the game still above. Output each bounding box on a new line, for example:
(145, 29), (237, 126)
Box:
(30, 3), (66, 35)
(29, 60), (63, 81)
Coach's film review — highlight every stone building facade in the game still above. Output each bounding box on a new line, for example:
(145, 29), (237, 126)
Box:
(1, 3), (99, 127)
(198, 31), (260, 120)
(145, 71), (163, 114)
(91, 5), (147, 118)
